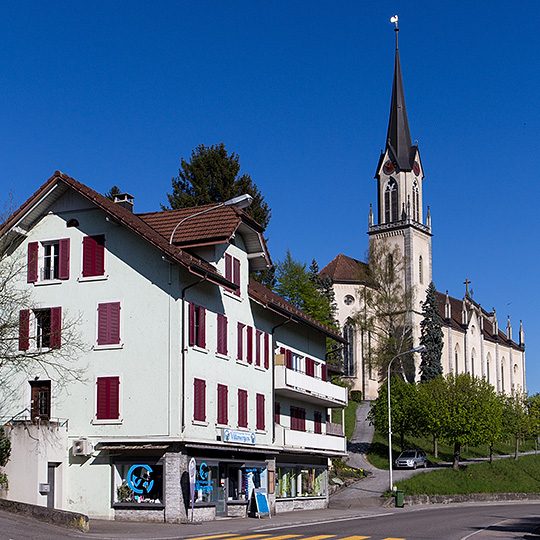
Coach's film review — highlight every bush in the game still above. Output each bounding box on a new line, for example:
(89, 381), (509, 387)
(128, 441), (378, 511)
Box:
(350, 390), (363, 403)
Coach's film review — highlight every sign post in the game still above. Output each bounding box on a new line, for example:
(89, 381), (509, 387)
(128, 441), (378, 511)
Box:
(188, 458), (196, 522)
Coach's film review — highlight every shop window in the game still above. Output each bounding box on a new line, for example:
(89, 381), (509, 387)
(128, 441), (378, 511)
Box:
(238, 389), (248, 428)
(189, 303), (206, 348)
(19, 307), (62, 351)
(276, 466), (327, 499)
(114, 461), (163, 506)
(82, 235), (105, 277)
(276, 466), (296, 498)
(193, 462), (218, 504)
(27, 239), (70, 283)
(229, 466), (263, 501)
(217, 314), (228, 355)
(97, 302), (121, 346)
(29, 380), (51, 421)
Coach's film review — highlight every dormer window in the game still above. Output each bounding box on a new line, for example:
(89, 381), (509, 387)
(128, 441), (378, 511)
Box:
(225, 253), (241, 297)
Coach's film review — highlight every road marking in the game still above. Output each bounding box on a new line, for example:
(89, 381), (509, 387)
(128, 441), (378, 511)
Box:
(381, 538), (405, 540)
(459, 517), (513, 540)
(338, 536), (371, 540)
(186, 536), (240, 540)
(301, 536), (336, 540)
(262, 536), (302, 540)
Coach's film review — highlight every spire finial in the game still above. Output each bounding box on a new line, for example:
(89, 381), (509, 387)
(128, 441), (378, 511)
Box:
(390, 15), (399, 48)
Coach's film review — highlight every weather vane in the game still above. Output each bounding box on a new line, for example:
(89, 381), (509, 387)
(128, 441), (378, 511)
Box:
(390, 15), (399, 29)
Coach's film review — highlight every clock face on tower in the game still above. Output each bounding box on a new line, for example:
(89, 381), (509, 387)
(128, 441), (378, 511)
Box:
(383, 160), (395, 175)
(413, 161), (420, 176)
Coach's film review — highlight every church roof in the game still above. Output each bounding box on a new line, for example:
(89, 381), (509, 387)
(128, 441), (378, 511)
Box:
(319, 253), (369, 283)
(385, 35), (417, 172)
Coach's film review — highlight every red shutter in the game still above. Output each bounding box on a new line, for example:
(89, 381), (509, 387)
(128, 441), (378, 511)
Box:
(188, 302), (196, 346)
(83, 235), (105, 277)
(299, 408), (306, 432)
(58, 238), (70, 280)
(27, 242), (38, 283)
(255, 330), (262, 366)
(238, 389), (248, 427)
(233, 257), (240, 296)
(19, 310), (30, 351)
(256, 394), (265, 431)
(314, 411), (322, 434)
(96, 377), (120, 420)
(194, 378), (206, 422)
(217, 314), (228, 355)
(275, 401), (280, 424)
(199, 307), (206, 349)
(246, 326), (253, 364)
(217, 384), (228, 425)
(306, 358), (315, 377)
(225, 253), (232, 282)
(97, 302), (121, 345)
(286, 349), (292, 369)
(50, 307), (62, 349)
(264, 333), (270, 369)
(237, 322), (244, 360)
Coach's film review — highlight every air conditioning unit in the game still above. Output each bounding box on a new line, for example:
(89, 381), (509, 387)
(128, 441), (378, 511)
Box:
(72, 438), (93, 456)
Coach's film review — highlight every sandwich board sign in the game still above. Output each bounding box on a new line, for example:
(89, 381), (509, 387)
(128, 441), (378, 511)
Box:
(248, 487), (270, 518)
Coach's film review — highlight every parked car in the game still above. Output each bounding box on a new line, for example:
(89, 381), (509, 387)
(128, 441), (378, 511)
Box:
(395, 449), (427, 469)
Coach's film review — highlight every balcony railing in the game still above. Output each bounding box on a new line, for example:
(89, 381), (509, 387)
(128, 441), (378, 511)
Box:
(274, 424), (346, 454)
(274, 365), (348, 407)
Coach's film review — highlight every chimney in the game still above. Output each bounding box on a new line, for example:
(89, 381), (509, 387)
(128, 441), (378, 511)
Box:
(114, 193), (134, 212)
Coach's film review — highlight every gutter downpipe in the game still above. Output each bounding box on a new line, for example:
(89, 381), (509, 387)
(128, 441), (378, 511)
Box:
(271, 316), (294, 444)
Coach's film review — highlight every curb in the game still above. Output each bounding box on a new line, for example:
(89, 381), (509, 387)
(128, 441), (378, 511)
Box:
(0, 499), (89, 532)
(404, 492), (540, 507)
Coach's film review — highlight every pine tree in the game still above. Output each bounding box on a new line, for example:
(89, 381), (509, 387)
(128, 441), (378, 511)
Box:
(419, 281), (444, 382)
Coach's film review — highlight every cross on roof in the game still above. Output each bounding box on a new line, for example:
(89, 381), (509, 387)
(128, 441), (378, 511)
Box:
(463, 278), (471, 296)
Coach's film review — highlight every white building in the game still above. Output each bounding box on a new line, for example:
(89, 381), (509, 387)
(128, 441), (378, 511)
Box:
(0, 172), (347, 521)
(321, 30), (526, 399)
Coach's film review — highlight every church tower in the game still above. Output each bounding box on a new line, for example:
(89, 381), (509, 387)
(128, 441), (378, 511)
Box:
(368, 22), (433, 339)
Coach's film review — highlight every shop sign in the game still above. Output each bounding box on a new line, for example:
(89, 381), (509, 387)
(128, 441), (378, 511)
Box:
(126, 464), (154, 495)
(222, 429), (256, 445)
(195, 462), (214, 493)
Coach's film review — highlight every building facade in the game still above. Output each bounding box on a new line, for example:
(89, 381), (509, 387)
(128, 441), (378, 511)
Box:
(321, 30), (526, 399)
(0, 172), (347, 521)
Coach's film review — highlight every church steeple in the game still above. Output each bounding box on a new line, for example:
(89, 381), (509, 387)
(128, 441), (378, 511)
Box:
(386, 26), (415, 171)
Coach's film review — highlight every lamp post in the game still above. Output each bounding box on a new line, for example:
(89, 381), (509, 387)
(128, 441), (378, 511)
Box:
(387, 344), (426, 492)
(168, 193), (253, 245)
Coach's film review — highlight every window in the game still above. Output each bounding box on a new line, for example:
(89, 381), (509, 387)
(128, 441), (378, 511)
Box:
(217, 314), (228, 355)
(225, 253), (241, 296)
(114, 461), (163, 505)
(384, 178), (398, 223)
(256, 393), (265, 431)
(255, 330), (262, 366)
(275, 401), (281, 424)
(27, 239), (70, 283)
(19, 307), (62, 351)
(82, 235), (105, 277)
(486, 354), (491, 383)
(237, 323), (253, 363)
(412, 180), (419, 222)
(189, 303), (206, 348)
(276, 467), (327, 499)
(290, 406), (306, 432)
(343, 323), (355, 377)
(29, 380), (51, 421)
(217, 384), (228, 425)
(97, 302), (121, 346)
(419, 256), (423, 284)
(264, 333), (270, 369)
(305, 357), (315, 377)
(96, 376), (120, 421)
(238, 389), (248, 428)
(314, 411), (322, 434)
(194, 378), (206, 422)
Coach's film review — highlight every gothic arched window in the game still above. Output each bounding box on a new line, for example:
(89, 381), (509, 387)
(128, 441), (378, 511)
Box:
(412, 180), (419, 222)
(343, 322), (355, 377)
(384, 178), (398, 223)
(501, 359), (505, 392)
(486, 353), (491, 383)
(454, 344), (459, 373)
(419, 256), (423, 284)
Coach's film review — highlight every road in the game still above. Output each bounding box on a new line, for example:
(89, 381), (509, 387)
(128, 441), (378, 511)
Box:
(2, 502), (540, 540)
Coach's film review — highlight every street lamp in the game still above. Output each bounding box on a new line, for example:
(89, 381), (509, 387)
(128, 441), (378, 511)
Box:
(168, 194), (253, 245)
(387, 344), (426, 492)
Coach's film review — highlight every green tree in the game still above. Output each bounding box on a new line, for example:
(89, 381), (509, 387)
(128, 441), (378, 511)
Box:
(0, 426), (10, 489)
(528, 393), (540, 454)
(104, 185), (122, 201)
(422, 373), (501, 470)
(419, 282), (443, 382)
(354, 240), (414, 382)
(165, 143), (271, 229)
(368, 376), (421, 452)
(501, 390), (529, 460)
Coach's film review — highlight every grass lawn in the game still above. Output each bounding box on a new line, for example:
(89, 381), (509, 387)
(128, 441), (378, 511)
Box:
(395, 453), (540, 495)
(332, 400), (359, 441)
(367, 430), (538, 470)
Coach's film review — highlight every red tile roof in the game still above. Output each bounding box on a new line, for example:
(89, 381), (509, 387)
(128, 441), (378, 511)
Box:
(319, 254), (369, 283)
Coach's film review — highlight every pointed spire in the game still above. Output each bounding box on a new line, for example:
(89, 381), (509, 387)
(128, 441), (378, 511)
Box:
(386, 23), (415, 171)
(506, 315), (512, 341)
(368, 203), (374, 227)
(519, 320), (525, 347)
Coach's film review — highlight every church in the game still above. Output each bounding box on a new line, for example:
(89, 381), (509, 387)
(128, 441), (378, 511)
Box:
(321, 26), (526, 400)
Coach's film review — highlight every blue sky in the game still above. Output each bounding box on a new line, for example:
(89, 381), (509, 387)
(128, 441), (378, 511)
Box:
(2, 2), (539, 392)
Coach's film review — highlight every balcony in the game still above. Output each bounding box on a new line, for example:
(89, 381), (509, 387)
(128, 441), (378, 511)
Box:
(274, 424), (346, 454)
(274, 365), (348, 407)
